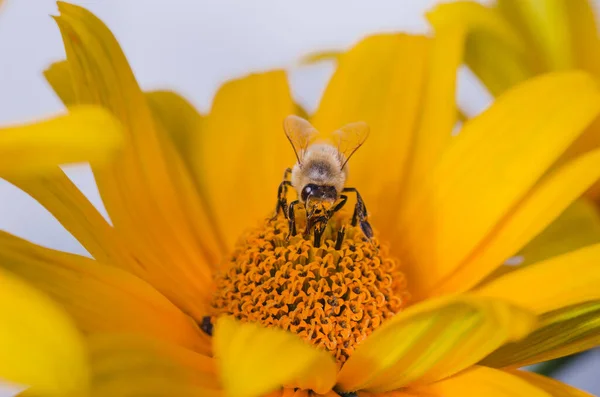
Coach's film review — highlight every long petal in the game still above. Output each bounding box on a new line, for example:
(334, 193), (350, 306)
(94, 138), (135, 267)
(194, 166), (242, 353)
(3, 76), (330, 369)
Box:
(0, 231), (211, 355)
(516, 198), (600, 266)
(0, 105), (122, 176)
(481, 300), (600, 369)
(310, 34), (430, 233)
(197, 71), (296, 250)
(87, 333), (220, 397)
(0, 268), (88, 395)
(336, 295), (535, 393)
(411, 366), (550, 397)
(431, 145), (600, 296)
(475, 244), (600, 314)
(53, 3), (216, 319)
(507, 369), (595, 397)
(427, 1), (532, 96)
(398, 71), (600, 300)
(213, 316), (336, 397)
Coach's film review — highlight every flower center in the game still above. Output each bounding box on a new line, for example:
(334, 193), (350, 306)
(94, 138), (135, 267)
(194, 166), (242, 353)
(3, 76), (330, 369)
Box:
(210, 211), (409, 364)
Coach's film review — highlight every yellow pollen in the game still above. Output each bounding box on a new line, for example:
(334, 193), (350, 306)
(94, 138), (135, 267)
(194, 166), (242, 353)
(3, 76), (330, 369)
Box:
(210, 212), (410, 364)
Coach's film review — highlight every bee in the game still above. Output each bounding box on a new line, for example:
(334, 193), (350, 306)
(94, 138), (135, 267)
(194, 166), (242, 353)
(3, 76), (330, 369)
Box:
(273, 115), (373, 246)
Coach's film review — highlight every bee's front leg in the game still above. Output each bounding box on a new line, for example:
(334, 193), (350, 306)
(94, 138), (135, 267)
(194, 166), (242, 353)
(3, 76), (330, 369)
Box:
(286, 200), (301, 240)
(271, 168), (292, 220)
(342, 187), (373, 239)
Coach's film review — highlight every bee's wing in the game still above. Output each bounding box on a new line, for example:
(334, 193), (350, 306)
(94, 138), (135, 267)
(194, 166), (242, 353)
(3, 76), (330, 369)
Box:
(333, 121), (370, 169)
(283, 115), (319, 164)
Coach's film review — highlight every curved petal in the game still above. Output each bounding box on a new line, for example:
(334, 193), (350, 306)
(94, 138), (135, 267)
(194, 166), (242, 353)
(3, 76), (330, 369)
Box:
(310, 34), (430, 229)
(506, 369), (594, 397)
(427, 1), (532, 96)
(213, 316), (336, 397)
(197, 71), (296, 250)
(410, 366), (550, 397)
(87, 333), (220, 397)
(53, 3), (216, 319)
(0, 105), (123, 176)
(0, 231), (211, 355)
(431, 146), (600, 296)
(475, 243), (600, 315)
(336, 295), (535, 393)
(0, 268), (89, 395)
(481, 300), (600, 369)
(516, 198), (600, 267)
(398, 71), (600, 300)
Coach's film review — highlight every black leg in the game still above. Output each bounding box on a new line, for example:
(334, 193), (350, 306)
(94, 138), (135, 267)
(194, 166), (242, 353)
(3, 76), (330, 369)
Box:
(272, 168), (293, 220)
(287, 200), (301, 239)
(342, 187), (373, 239)
(335, 225), (346, 250)
(327, 194), (348, 218)
(313, 223), (326, 247)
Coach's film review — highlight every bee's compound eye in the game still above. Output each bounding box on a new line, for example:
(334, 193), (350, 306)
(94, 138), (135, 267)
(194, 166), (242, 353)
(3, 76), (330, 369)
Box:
(301, 184), (315, 201)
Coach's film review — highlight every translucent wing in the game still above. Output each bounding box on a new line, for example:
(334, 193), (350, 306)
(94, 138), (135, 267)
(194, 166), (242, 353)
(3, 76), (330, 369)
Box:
(333, 121), (370, 169)
(283, 115), (319, 164)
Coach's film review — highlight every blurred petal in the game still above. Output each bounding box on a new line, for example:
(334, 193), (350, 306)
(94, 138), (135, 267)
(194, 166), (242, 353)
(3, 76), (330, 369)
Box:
(54, 3), (217, 319)
(412, 366), (550, 397)
(213, 316), (336, 397)
(481, 300), (600, 369)
(311, 34), (429, 229)
(563, 0), (600, 76)
(0, 268), (88, 395)
(432, 146), (600, 295)
(87, 334), (220, 397)
(517, 199), (600, 266)
(507, 369), (595, 397)
(476, 244), (600, 314)
(0, 231), (211, 355)
(336, 295), (535, 393)
(398, 71), (600, 300)
(427, 1), (532, 96)
(197, 71), (296, 250)
(0, 106), (122, 176)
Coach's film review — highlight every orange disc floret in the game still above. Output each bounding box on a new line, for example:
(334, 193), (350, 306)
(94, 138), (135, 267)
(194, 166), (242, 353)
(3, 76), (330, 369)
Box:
(211, 213), (410, 364)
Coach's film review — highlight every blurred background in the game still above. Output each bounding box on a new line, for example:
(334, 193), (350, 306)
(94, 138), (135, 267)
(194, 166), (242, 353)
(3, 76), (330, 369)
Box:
(0, 0), (598, 395)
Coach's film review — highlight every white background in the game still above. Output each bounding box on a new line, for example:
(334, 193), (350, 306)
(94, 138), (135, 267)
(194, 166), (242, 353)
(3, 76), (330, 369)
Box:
(0, 0), (598, 395)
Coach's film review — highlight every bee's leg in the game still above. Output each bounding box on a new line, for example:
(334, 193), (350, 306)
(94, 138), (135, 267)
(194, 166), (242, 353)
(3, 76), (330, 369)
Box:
(342, 187), (373, 239)
(313, 223), (326, 247)
(286, 199), (301, 239)
(272, 168), (293, 220)
(335, 225), (346, 250)
(327, 195), (348, 218)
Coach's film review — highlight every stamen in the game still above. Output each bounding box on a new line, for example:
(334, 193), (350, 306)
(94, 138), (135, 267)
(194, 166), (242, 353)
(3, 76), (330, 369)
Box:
(210, 213), (410, 364)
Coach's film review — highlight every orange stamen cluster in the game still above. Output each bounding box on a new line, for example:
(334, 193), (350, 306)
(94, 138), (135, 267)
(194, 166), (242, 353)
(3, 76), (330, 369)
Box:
(210, 212), (409, 364)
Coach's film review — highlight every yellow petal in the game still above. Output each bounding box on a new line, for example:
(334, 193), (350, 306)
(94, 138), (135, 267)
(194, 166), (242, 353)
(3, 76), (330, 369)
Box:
(336, 295), (535, 393)
(507, 369), (595, 397)
(197, 71), (296, 249)
(54, 3), (217, 319)
(427, 1), (532, 96)
(87, 333), (220, 397)
(497, 0), (574, 71)
(0, 231), (211, 355)
(398, 71), (600, 300)
(431, 145), (600, 296)
(44, 60), (76, 106)
(310, 34), (430, 232)
(0, 105), (122, 176)
(517, 198), (600, 266)
(481, 300), (600, 369)
(213, 316), (336, 397)
(5, 171), (130, 265)
(0, 268), (88, 395)
(476, 243), (600, 314)
(563, 0), (600, 76)
(402, 24), (465, 209)
(411, 366), (550, 397)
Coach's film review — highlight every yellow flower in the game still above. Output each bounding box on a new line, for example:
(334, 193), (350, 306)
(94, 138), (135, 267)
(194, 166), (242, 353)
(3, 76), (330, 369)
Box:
(4, 1), (600, 396)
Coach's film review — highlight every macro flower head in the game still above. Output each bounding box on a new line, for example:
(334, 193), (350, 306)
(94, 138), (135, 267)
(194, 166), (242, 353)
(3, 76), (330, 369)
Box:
(3, 2), (600, 397)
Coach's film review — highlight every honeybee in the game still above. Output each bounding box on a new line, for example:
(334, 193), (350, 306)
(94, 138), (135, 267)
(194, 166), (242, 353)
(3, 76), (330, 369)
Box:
(273, 115), (373, 246)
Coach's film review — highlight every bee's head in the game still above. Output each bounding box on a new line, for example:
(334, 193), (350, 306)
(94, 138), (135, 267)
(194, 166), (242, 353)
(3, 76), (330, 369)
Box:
(301, 184), (338, 203)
